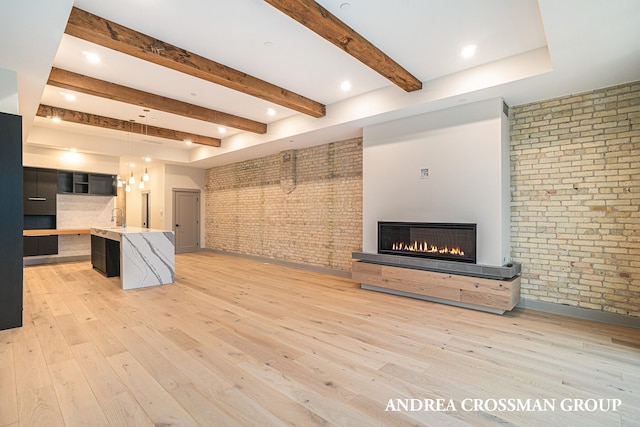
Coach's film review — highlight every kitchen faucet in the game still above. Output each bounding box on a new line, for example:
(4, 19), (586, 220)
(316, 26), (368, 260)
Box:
(111, 207), (126, 228)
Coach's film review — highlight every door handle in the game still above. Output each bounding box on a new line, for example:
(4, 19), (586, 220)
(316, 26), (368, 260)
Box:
(28, 197), (47, 201)
(175, 224), (180, 227)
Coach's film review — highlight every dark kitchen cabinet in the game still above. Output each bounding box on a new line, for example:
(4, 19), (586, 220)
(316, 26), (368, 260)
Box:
(23, 167), (57, 257)
(58, 170), (116, 196)
(23, 167), (57, 215)
(23, 235), (39, 257)
(73, 172), (89, 194)
(23, 235), (58, 257)
(89, 174), (116, 195)
(91, 235), (120, 277)
(91, 234), (105, 273)
(0, 112), (23, 330)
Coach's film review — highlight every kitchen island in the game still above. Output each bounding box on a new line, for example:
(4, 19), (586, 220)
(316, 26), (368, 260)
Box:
(90, 226), (175, 290)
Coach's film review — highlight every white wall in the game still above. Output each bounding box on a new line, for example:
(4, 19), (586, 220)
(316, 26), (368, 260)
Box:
(124, 164), (165, 229)
(362, 98), (511, 266)
(24, 145), (119, 174)
(0, 68), (18, 114)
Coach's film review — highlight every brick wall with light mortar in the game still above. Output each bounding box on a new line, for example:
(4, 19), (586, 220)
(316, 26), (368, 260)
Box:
(510, 81), (640, 316)
(204, 138), (362, 272)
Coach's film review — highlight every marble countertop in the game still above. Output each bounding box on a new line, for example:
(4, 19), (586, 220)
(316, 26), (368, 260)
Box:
(91, 226), (173, 242)
(91, 226), (170, 234)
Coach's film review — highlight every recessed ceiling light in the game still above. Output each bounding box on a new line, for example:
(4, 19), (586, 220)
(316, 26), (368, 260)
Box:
(81, 51), (101, 64)
(460, 44), (477, 59)
(60, 92), (76, 102)
(340, 80), (352, 91)
(144, 157), (151, 162)
(70, 148), (77, 153)
(184, 140), (192, 145)
(51, 117), (61, 123)
(129, 163), (136, 168)
(217, 126), (226, 134)
(264, 41), (273, 47)
(340, 3), (351, 10)
(267, 108), (276, 116)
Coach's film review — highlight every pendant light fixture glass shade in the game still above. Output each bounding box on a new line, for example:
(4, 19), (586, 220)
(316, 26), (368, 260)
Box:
(125, 184), (131, 192)
(143, 168), (150, 182)
(139, 177), (145, 189)
(129, 171), (135, 185)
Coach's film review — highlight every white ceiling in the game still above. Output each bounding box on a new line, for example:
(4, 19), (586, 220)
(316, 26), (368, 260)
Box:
(2, 0), (640, 170)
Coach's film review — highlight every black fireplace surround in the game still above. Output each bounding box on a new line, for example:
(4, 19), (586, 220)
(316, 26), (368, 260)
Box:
(378, 222), (477, 264)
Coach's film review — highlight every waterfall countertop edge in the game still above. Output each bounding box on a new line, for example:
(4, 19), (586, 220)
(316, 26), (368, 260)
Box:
(91, 226), (174, 242)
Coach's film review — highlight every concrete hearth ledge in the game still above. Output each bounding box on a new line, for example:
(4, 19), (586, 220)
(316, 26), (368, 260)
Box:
(352, 252), (521, 280)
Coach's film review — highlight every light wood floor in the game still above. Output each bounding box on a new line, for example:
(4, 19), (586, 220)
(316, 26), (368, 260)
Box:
(2, 253), (639, 426)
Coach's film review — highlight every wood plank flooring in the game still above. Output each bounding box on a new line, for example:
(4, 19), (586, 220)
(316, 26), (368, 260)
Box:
(2, 252), (639, 426)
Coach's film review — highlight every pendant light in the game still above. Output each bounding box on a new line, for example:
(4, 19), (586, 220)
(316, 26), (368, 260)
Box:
(127, 119), (136, 187)
(140, 110), (151, 186)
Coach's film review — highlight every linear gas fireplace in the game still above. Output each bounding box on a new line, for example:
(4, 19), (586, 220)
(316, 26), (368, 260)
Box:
(378, 222), (477, 264)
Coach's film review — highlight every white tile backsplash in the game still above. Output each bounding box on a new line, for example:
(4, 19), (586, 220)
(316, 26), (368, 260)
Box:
(56, 194), (117, 257)
(57, 194), (116, 229)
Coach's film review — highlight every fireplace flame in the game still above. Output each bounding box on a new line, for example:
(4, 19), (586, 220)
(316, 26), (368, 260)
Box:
(391, 241), (465, 256)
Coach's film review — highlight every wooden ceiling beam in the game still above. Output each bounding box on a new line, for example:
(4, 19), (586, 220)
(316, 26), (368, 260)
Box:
(264, 0), (422, 92)
(37, 104), (221, 147)
(48, 68), (267, 134)
(65, 7), (326, 118)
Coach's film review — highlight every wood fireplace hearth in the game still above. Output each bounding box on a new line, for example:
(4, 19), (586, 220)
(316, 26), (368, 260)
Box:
(352, 252), (521, 314)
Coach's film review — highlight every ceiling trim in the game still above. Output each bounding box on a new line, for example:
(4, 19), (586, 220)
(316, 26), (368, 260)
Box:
(264, 0), (422, 92)
(37, 104), (222, 147)
(48, 67), (267, 134)
(65, 7), (326, 118)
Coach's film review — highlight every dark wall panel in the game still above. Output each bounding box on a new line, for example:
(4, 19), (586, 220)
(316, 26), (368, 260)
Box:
(0, 112), (23, 330)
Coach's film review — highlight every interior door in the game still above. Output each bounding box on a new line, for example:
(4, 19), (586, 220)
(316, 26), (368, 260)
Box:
(173, 190), (200, 253)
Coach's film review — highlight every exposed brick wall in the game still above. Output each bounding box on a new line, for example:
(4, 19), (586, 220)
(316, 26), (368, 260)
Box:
(511, 82), (640, 316)
(205, 138), (362, 272)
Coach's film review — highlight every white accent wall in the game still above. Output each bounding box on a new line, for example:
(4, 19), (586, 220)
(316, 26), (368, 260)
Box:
(362, 98), (511, 266)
